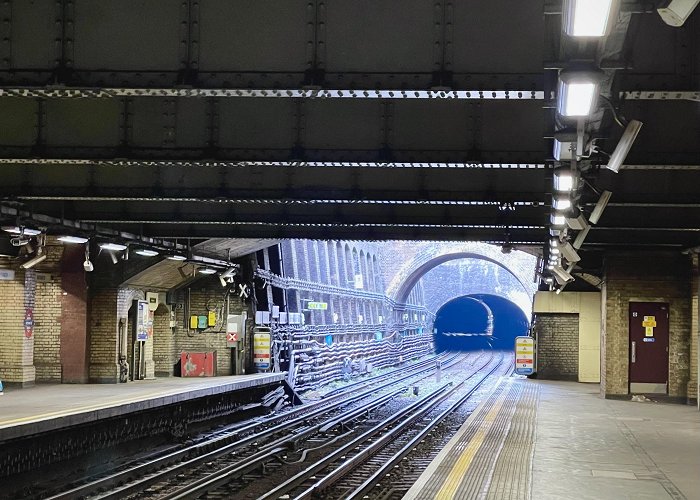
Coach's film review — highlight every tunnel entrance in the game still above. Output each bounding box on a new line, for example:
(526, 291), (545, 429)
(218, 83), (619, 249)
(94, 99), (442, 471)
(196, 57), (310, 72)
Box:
(434, 294), (529, 352)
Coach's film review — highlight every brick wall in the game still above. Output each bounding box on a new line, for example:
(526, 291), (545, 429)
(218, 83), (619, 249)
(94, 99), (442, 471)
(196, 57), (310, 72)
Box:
(603, 251), (691, 398)
(171, 278), (250, 375)
(689, 254), (698, 403)
(153, 302), (175, 377)
(535, 313), (579, 380)
(0, 268), (36, 385)
(33, 244), (64, 382)
(88, 288), (120, 382)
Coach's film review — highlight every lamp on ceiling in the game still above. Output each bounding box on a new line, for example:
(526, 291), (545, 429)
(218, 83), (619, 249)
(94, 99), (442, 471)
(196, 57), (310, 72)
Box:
(563, 0), (620, 37)
(657, 0), (700, 26)
(557, 69), (603, 118)
(604, 120), (643, 173)
(553, 130), (578, 161)
(589, 190), (613, 224)
(553, 169), (576, 192)
(58, 235), (89, 244)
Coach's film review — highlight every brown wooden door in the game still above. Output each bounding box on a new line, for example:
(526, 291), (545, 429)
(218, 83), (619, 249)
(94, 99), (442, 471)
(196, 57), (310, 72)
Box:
(629, 302), (669, 394)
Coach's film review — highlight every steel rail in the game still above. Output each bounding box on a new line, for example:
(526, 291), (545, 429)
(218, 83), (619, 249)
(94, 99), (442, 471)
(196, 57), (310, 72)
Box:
(293, 353), (505, 499)
(344, 356), (508, 499)
(45, 354), (456, 500)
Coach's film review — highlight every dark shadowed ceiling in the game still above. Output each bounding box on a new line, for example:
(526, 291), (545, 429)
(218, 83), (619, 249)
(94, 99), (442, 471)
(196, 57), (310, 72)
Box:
(0, 1), (698, 267)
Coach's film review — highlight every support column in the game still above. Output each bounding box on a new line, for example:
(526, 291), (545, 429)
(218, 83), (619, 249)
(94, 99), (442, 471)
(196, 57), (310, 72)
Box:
(690, 254), (698, 407)
(89, 288), (120, 383)
(0, 269), (37, 386)
(60, 245), (89, 383)
(33, 243), (64, 382)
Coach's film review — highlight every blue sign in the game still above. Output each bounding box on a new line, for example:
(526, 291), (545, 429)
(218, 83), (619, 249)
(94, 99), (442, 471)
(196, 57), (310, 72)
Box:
(642, 337), (655, 343)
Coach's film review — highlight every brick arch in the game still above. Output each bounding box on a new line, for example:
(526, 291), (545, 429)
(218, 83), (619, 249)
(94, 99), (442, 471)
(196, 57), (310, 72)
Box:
(386, 243), (537, 305)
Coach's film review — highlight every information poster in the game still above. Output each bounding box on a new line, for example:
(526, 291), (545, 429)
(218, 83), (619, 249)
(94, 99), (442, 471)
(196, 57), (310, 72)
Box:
(514, 336), (535, 375)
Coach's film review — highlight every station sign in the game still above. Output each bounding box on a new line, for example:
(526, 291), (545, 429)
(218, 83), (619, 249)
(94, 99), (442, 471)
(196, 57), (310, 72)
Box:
(253, 328), (272, 370)
(514, 336), (535, 376)
(307, 302), (328, 310)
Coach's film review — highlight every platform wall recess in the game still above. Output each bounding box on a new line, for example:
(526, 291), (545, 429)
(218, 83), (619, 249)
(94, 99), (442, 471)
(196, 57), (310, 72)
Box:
(533, 291), (601, 383)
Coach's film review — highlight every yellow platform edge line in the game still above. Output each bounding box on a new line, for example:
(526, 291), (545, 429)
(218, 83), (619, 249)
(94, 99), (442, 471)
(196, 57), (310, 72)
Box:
(433, 385), (510, 500)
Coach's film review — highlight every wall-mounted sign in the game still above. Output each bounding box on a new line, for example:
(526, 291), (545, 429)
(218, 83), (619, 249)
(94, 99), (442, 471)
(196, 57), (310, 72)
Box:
(253, 328), (272, 370)
(307, 302), (328, 310)
(0, 269), (15, 281)
(23, 308), (34, 339)
(514, 336), (535, 376)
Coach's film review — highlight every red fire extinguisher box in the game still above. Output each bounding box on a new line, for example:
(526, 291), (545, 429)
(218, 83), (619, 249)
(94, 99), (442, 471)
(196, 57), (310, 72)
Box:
(181, 351), (217, 377)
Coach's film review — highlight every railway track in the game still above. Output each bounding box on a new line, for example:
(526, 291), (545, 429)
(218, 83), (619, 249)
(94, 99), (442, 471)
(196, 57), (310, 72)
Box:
(129, 350), (503, 500)
(37, 352), (477, 500)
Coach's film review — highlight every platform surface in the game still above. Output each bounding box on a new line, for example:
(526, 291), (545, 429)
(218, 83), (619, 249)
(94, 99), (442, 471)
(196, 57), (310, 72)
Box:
(0, 373), (286, 440)
(404, 378), (700, 500)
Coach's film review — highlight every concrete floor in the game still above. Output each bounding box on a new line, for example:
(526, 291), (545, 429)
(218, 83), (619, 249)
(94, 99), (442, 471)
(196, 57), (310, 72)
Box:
(0, 373), (284, 437)
(533, 380), (700, 500)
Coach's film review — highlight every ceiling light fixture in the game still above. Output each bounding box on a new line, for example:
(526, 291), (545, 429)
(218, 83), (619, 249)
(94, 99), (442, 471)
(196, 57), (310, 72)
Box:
(58, 235), (89, 244)
(553, 169), (575, 192)
(199, 267), (217, 275)
(551, 214), (567, 226)
(557, 70), (602, 117)
(552, 130), (578, 160)
(589, 190), (613, 224)
(2, 226), (41, 236)
(552, 196), (572, 211)
(21, 252), (47, 269)
(99, 242), (127, 252)
(605, 120), (643, 173)
(657, 0), (700, 26)
(166, 254), (187, 261)
(134, 248), (159, 257)
(563, 0), (619, 37)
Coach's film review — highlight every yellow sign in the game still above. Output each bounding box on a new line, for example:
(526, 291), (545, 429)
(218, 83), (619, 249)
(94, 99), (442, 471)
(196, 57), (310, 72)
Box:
(307, 302), (328, 310)
(645, 326), (654, 337)
(208, 311), (216, 326)
(642, 316), (657, 328)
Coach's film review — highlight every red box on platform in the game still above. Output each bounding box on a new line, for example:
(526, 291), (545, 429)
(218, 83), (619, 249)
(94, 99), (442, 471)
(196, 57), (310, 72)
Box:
(181, 351), (217, 377)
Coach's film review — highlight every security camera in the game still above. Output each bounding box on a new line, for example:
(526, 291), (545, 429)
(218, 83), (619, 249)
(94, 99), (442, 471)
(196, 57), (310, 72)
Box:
(10, 236), (30, 247)
(551, 265), (575, 285)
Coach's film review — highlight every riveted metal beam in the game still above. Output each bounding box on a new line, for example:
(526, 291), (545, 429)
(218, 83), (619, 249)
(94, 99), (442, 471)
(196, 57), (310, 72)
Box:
(0, 87), (546, 99)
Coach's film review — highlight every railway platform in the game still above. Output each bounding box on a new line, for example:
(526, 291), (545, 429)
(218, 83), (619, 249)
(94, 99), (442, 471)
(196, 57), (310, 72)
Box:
(404, 378), (700, 500)
(0, 372), (286, 440)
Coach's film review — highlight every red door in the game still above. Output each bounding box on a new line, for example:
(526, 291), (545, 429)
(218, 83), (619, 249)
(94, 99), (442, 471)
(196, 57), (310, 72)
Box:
(629, 302), (669, 394)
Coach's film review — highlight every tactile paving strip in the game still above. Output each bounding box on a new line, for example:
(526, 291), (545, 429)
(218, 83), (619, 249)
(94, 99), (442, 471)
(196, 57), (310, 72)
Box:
(404, 377), (539, 500)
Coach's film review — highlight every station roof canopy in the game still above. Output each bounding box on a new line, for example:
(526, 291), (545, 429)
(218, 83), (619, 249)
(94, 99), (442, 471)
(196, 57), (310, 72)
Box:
(0, 0), (698, 268)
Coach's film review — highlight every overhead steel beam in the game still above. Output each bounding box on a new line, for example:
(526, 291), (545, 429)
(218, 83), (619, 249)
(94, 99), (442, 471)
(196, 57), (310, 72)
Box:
(0, 87), (545, 100)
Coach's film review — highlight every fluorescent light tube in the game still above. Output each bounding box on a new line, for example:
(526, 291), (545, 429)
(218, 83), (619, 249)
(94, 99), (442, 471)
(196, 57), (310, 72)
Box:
(589, 190), (612, 224)
(573, 224), (591, 249)
(199, 268), (217, 274)
(658, 0), (700, 27)
(134, 248), (159, 257)
(564, 0), (618, 37)
(99, 242), (127, 252)
(21, 253), (47, 269)
(2, 226), (41, 236)
(58, 235), (89, 244)
(605, 120), (643, 173)
(166, 254), (187, 261)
